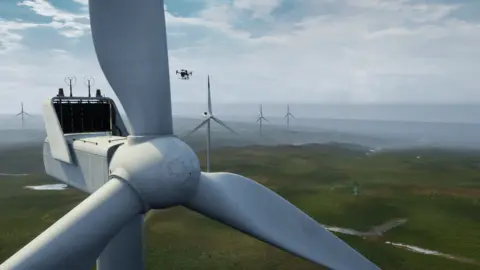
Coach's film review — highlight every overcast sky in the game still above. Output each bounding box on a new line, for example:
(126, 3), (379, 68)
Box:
(1, 0), (479, 114)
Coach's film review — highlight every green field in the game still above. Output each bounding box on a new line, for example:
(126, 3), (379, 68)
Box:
(1, 144), (480, 269)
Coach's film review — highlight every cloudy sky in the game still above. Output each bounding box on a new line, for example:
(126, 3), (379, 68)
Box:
(0, 0), (479, 114)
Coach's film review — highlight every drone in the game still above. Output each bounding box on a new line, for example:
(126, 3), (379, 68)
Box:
(176, 69), (193, 80)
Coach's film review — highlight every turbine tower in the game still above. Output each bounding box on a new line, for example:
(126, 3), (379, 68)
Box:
(1, 1), (379, 270)
(256, 104), (269, 136)
(285, 104), (295, 130)
(186, 75), (236, 172)
(15, 102), (30, 128)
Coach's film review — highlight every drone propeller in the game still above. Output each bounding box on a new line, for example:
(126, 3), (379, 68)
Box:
(1, 0), (380, 269)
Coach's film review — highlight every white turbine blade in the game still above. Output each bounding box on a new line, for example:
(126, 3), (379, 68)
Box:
(212, 116), (237, 135)
(97, 215), (144, 270)
(263, 117), (271, 123)
(15, 112), (21, 116)
(89, 0), (173, 136)
(184, 172), (379, 270)
(1, 178), (144, 270)
(207, 75), (212, 114)
(290, 113), (296, 119)
(185, 118), (209, 137)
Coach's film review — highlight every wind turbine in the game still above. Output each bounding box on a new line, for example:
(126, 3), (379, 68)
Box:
(1, 1), (379, 270)
(256, 104), (269, 136)
(15, 102), (30, 128)
(285, 104), (295, 130)
(186, 75), (236, 172)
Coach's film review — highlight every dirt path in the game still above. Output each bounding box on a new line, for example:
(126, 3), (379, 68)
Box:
(323, 218), (478, 266)
(322, 218), (408, 237)
(385, 241), (480, 266)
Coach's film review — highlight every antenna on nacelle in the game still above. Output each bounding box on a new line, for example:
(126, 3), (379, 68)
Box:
(57, 88), (65, 97)
(84, 76), (95, 97)
(96, 89), (103, 97)
(64, 75), (77, 97)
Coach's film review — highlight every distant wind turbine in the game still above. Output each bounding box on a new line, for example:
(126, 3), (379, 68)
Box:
(256, 104), (270, 136)
(186, 75), (237, 172)
(285, 104), (295, 130)
(15, 102), (30, 128)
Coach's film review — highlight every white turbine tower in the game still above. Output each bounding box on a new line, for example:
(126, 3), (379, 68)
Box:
(0, 1), (380, 270)
(15, 102), (30, 128)
(186, 75), (237, 172)
(256, 104), (269, 136)
(285, 104), (295, 130)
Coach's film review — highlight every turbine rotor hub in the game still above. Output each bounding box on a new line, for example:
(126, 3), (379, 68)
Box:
(109, 136), (201, 210)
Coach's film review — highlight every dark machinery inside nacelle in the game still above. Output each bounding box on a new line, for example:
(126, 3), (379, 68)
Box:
(53, 88), (124, 136)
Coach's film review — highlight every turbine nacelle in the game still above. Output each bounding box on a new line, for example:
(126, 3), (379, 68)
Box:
(109, 136), (201, 209)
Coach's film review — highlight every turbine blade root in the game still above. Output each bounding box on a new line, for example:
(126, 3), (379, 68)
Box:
(185, 118), (210, 137)
(212, 116), (237, 135)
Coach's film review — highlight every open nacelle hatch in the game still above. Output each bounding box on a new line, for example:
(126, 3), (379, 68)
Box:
(43, 95), (130, 192)
(52, 97), (125, 136)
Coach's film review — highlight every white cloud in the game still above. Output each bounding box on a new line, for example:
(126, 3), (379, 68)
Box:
(343, 0), (460, 24)
(0, 0), (480, 115)
(17, 0), (90, 38)
(0, 19), (42, 53)
(233, 0), (282, 19)
(165, 9), (252, 42)
(0, 0), (90, 52)
(199, 4), (238, 24)
(18, 0), (87, 20)
(72, 0), (88, 5)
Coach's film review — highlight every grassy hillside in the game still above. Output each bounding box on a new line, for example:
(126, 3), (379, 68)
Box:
(0, 144), (479, 269)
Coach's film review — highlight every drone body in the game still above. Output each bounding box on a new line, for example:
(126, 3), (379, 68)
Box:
(176, 69), (193, 80)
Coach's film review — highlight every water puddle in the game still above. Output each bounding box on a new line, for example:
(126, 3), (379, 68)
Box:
(370, 218), (408, 235)
(0, 172), (29, 177)
(365, 148), (383, 156)
(24, 184), (68, 191)
(385, 241), (479, 266)
(323, 226), (372, 237)
(322, 219), (478, 265)
(323, 218), (407, 237)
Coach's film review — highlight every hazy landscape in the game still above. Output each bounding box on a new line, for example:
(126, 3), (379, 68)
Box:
(1, 109), (480, 269)
(1, 137), (479, 269)
(4, 103), (480, 150)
